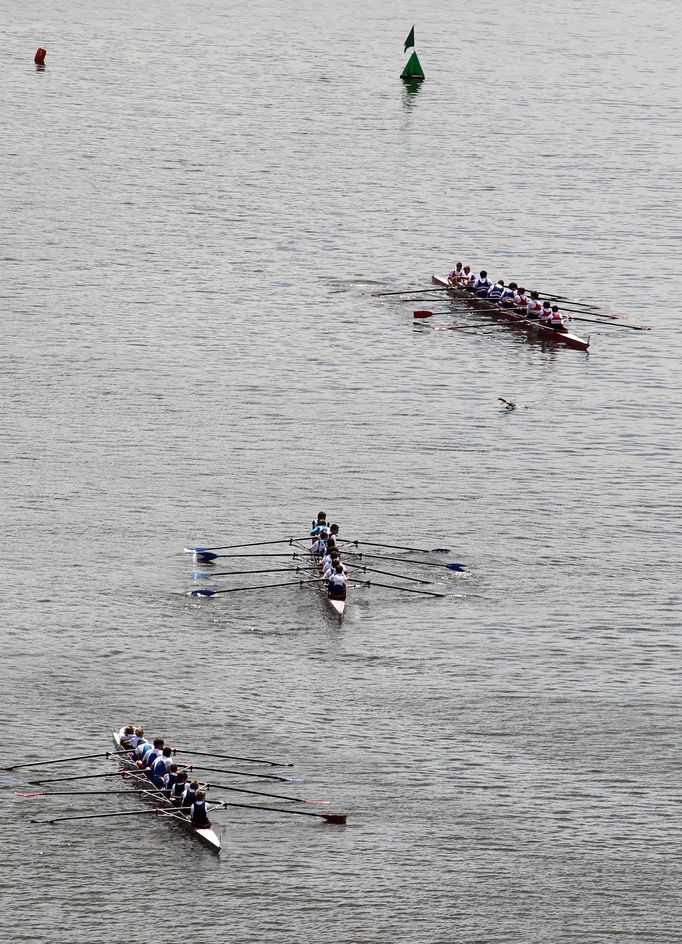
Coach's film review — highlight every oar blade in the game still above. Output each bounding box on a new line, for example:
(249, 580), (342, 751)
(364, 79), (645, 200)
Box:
(446, 563), (466, 571)
(323, 813), (347, 824)
(187, 572), (213, 579)
(189, 588), (217, 598)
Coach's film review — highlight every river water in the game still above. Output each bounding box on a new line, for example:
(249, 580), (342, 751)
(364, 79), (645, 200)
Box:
(1, 1), (681, 942)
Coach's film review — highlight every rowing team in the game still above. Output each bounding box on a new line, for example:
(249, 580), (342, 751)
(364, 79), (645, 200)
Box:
(310, 511), (348, 602)
(117, 726), (212, 829)
(448, 262), (567, 331)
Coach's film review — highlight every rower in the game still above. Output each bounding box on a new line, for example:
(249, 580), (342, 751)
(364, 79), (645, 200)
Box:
(487, 279), (505, 302)
(118, 724), (135, 747)
(162, 764), (179, 798)
(472, 270), (493, 298)
(170, 770), (189, 806)
(310, 511), (327, 536)
(549, 305), (567, 331)
(128, 726), (146, 749)
(516, 287), (529, 312)
(526, 291), (543, 319)
(324, 553), (348, 579)
(134, 735), (153, 763)
(140, 737), (165, 775)
(539, 301), (553, 323)
(182, 779), (200, 812)
(190, 789), (212, 829)
(327, 565), (348, 601)
(448, 261), (464, 285)
(310, 532), (328, 557)
(499, 282), (519, 308)
(459, 265), (473, 288)
(150, 746), (173, 787)
(329, 523), (341, 543)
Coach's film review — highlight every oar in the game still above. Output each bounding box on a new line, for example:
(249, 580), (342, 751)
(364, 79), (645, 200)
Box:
(31, 807), (192, 825)
(188, 566), (309, 580)
(189, 578), (319, 598)
(371, 286), (446, 296)
(413, 310), (452, 318)
(187, 765), (304, 783)
(29, 771), (133, 785)
(205, 782), (327, 804)
(172, 749), (292, 768)
(210, 799), (346, 824)
(2, 750), (130, 771)
(17, 789), (152, 797)
(184, 537), (308, 553)
(566, 314), (650, 330)
(356, 565), (431, 585)
(350, 579), (444, 598)
(348, 539), (452, 554)
(192, 551), (301, 562)
(344, 550), (465, 570)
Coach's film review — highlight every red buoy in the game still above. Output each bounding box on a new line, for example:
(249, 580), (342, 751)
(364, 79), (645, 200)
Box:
(34, 48), (47, 65)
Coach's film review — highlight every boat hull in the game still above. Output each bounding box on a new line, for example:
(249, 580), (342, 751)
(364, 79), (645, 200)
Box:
(112, 733), (221, 853)
(431, 276), (590, 351)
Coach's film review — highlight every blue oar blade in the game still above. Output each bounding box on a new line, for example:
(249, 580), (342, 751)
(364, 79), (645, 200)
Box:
(184, 546), (208, 554)
(431, 547), (451, 553)
(446, 563), (466, 571)
(190, 588), (217, 598)
(194, 552), (219, 563)
(187, 572), (213, 579)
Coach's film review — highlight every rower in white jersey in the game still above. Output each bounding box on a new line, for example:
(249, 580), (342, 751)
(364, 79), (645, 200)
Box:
(448, 261), (465, 285)
(472, 270), (493, 297)
(539, 301), (553, 323)
(141, 737), (164, 774)
(526, 291), (543, 319)
(327, 565), (348, 602)
(127, 726), (145, 749)
(169, 770), (189, 806)
(515, 287), (529, 312)
(310, 532), (329, 557)
(323, 553), (349, 580)
(182, 779), (200, 811)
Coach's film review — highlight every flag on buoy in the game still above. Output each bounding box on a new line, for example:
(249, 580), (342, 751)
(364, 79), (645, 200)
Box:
(401, 27), (424, 82)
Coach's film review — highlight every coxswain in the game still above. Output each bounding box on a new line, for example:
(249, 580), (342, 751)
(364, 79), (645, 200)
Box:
(190, 789), (212, 829)
(327, 565), (348, 601)
(539, 301), (553, 323)
(170, 770), (189, 806)
(310, 532), (328, 557)
(310, 511), (327, 536)
(499, 282), (519, 308)
(150, 746), (173, 787)
(549, 305), (567, 331)
(459, 264), (473, 287)
(472, 270), (493, 298)
(448, 261), (465, 285)
(118, 724), (135, 747)
(526, 291), (543, 319)
(487, 279), (505, 302)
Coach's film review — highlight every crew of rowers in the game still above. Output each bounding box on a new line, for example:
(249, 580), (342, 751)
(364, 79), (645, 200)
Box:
(310, 511), (348, 601)
(117, 726), (212, 829)
(447, 262), (567, 331)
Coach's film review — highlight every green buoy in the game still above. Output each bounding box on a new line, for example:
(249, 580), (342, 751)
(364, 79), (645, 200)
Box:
(401, 26), (425, 82)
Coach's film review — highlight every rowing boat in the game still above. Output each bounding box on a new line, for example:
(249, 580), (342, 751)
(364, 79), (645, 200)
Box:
(111, 732), (221, 853)
(291, 539), (346, 620)
(431, 275), (590, 351)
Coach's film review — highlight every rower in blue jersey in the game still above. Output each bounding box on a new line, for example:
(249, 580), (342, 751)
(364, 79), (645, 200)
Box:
(182, 779), (200, 812)
(150, 746), (173, 787)
(118, 724), (135, 747)
(311, 511), (328, 536)
(169, 770), (189, 806)
(472, 270), (493, 297)
(487, 279), (505, 302)
(140, 737), (164, 775)
(190, 789), (212, 828)
(126, 726), (146, 749)
(162, 763), (179, 797)
(499, 282), (519, 308)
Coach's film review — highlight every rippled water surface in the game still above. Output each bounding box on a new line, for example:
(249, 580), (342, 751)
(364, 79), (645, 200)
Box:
(1, 0), (681, 941)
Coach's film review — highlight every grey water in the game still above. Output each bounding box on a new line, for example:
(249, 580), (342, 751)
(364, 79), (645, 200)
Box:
(1, 0), (681, 941)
